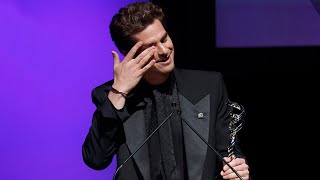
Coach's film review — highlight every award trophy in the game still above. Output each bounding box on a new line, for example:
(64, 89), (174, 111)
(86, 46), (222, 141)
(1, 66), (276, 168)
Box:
(227, 100), (246, 160)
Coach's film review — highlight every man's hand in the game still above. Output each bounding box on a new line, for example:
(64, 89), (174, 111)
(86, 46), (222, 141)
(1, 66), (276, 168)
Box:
(108, 41), (156, 109)
(220, 157), (249, 180)
(112, 41), (156, 94)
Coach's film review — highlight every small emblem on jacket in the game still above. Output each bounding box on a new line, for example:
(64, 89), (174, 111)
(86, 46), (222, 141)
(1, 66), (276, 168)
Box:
(197, 113), (204, 119)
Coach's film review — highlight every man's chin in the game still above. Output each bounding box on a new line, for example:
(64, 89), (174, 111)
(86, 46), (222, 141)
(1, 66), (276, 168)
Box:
(154, 63), (174, 74)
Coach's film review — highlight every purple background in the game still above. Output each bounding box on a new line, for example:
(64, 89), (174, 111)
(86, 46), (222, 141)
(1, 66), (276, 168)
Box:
(216, 0), (320, 47)
(0, 0), (145, 179)
(0, 0), (319, 179)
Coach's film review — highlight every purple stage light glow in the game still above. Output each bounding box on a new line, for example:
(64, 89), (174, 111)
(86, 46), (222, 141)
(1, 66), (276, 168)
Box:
(0, 1), (145, 180)
(216, 0), (320, 47)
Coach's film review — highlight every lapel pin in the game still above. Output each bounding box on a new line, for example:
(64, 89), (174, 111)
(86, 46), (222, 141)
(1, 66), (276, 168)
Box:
(198, 112), (204, 119)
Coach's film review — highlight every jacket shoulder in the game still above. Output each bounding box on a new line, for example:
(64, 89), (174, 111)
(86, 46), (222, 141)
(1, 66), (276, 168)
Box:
(174, 68), (223, 88)
(91, 80), (114, 104)
(174, 68), (224, 104)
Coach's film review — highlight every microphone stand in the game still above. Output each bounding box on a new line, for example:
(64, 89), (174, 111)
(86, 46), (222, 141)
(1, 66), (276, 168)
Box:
(112, 102), (243, 180)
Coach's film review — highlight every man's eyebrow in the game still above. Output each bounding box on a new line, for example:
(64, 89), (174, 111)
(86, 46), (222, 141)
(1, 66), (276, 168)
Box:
(160, 32), (168, 42)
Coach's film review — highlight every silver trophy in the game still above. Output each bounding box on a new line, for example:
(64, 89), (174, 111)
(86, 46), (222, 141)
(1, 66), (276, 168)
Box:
(227, 100), (246, 160)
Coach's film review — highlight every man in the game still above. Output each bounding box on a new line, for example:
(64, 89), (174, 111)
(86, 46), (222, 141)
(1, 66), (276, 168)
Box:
(82, 2), (249, 180)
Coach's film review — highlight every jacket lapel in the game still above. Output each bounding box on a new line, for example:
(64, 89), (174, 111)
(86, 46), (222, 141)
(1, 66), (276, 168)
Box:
(122, 101), (151, 180)
(179, 94), (211, 180)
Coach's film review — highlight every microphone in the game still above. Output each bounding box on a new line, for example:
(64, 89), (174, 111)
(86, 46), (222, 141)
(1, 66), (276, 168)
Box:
(173, 104), (244, 180)
(112, 102), (177, 180)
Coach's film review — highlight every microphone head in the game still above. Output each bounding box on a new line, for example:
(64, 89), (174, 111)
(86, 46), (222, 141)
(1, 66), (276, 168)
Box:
(171, 102), (182, 114)
(171, 102), (177, 107)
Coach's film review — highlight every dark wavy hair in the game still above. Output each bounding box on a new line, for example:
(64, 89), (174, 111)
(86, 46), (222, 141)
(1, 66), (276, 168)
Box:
(109, 2), (165, 53)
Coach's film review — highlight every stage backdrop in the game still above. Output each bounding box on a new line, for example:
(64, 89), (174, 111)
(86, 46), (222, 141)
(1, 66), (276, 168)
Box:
(0, 0), (145, 180)
(216, 0), (320, 47)
(1, 0), (320, 180)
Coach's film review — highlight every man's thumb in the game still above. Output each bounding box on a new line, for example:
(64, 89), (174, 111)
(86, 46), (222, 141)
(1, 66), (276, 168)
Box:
(111, 51), (120, 66)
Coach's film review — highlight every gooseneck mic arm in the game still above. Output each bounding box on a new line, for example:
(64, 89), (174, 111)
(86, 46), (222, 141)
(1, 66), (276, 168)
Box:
(174, 106), (244, 180)
(112, 102), (177, 180)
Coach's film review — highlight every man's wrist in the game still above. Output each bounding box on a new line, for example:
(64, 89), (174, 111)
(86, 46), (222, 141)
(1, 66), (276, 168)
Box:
(106, 85), (128, 98)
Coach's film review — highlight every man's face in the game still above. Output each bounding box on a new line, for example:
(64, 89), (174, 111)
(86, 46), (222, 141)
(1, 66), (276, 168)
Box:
(133, 19), (175, 78)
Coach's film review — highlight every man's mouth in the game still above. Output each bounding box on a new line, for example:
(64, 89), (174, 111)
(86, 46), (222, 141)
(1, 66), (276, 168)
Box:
(156, 54), (171, 63)
(156, 58), (168, 63)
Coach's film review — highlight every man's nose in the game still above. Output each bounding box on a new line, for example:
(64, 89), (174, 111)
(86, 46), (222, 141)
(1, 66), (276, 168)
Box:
(157, 43), (169, 58)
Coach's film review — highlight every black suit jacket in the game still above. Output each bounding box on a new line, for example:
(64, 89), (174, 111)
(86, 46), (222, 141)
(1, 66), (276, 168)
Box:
(82, 68), (244, 180)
